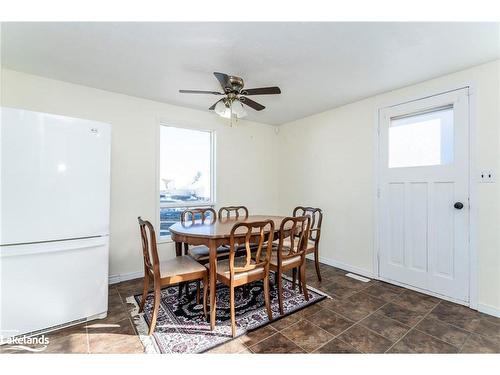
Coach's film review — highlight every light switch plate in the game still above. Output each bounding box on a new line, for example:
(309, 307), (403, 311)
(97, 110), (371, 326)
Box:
(478, 170), (495, 183)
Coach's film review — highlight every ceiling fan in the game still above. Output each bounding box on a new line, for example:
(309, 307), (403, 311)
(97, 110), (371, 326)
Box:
(179, 72), (281, 120)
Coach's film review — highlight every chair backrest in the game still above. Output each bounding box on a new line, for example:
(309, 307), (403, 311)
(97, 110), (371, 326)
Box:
(138, 217), (160, 279)
(218, 206), (249, 220)
(228, 220), (274, 280)
(181, 207), (217, 225)
(293, 206), (323, 243)
(276, 216), (311, 263)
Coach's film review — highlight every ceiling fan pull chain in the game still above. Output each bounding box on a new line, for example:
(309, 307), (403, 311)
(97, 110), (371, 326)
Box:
(230, 103), (234, 127)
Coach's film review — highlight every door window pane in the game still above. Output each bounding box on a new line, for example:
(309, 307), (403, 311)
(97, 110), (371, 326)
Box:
(389, 107), (454, 168)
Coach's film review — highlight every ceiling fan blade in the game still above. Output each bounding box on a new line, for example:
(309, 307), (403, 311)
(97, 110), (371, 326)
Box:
(179, 89), (223, 95)
(209, 99), (223, 111)
(240, 87), (281, 95)
(213, 72), (232, 92)
(240, 97), (265, 111)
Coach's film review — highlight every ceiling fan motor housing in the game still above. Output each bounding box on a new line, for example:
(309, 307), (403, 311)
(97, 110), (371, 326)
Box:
(228, 76), (244, 92)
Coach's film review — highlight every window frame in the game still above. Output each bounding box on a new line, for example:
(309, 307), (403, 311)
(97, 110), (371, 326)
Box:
(156, 123), (216, 242)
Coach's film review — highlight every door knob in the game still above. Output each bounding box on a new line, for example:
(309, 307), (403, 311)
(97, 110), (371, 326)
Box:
(454, 202), (464, 210)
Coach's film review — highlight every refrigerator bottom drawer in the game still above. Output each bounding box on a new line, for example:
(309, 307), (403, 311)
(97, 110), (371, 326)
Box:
(0, 237), (109, 339)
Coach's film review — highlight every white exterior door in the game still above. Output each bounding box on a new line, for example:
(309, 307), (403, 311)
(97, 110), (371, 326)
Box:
(378, 88), (470, 302)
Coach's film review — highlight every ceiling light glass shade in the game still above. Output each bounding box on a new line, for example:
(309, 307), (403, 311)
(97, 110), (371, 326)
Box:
(220, 107), (232, 119)
(214, 100), (230, 118)
(231, 100), (247, 119)
(214, 99), (247, 120)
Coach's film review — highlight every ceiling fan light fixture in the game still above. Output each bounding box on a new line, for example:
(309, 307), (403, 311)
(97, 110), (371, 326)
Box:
(231, 100), (247, 119)
(214, 100), (231, 118)
(214, 99), (247, 120)
(220, 108), (232, 119)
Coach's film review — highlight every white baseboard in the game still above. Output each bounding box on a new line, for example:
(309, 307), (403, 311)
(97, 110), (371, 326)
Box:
(109, 270), (144, 285)
(306, 254), (374, 279)
(477, 303), (500, 318)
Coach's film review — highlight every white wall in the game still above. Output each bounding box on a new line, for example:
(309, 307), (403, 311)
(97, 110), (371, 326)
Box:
(277, 60), (500, 314)
(0, 69), (280, 280)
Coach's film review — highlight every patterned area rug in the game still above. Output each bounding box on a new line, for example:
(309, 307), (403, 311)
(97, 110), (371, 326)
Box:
(127, 276), (328, 354)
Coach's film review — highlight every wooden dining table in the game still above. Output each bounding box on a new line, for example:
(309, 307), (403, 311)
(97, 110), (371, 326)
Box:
(169, 214), (288, 330)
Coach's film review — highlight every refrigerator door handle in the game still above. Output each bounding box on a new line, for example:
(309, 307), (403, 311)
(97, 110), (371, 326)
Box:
(0, 236), (109, 258)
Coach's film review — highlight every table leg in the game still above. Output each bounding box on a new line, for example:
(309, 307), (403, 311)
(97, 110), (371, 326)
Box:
(175, 241), (182, 257)
(175, 241), (184, 298)
(209, 239), (217, 330)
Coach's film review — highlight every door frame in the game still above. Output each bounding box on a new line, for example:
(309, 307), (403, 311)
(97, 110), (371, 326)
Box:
(373, 83), (478, 309)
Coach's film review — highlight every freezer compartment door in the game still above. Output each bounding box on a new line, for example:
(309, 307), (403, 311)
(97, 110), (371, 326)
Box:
(0, 237), (109, 339)
(1, 107), (111, 245)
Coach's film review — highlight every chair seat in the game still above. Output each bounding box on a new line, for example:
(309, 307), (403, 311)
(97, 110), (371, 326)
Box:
(269, 249), (302, 267)
(210, 258), (265, 281)
(274, 238), (315, 252)
(188, 245), (230, 260)
(159, 255), (207, 278)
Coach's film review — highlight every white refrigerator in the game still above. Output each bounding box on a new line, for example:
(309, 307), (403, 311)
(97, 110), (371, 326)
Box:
(0, 107), (111, 340)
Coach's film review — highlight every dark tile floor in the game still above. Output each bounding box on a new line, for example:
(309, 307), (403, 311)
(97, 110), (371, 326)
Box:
(2, 261), (500, 354)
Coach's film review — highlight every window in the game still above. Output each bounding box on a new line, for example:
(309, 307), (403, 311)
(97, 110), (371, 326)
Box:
(159, 126), (214, 238)
(389, 106), (454, 168)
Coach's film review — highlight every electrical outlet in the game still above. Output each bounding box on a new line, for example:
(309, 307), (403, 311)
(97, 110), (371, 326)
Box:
(479, 170), (496, 183)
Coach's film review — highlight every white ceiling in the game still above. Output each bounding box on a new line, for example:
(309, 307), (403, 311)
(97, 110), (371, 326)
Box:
(2, 22), (499, 125)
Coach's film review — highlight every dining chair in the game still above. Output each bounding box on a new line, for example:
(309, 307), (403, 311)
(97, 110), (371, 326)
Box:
(212, 220), (274, 337)
(218, 206), (249, 220)
(138, 217), (208, 335)
(179, 208), (232, 298)
(292, 206), (323, 281)
(270, 215), (311, 315)
(217, 206), (257, 297)
(180, 207), (230, 263)
(181, 207), (217, 225)
(218, 205), (254, 247)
